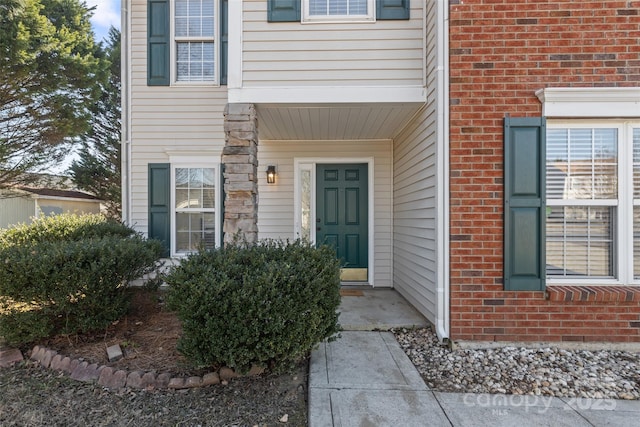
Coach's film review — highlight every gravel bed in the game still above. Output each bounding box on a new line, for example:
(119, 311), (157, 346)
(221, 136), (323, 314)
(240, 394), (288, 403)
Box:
(0, 359), (307, 427)
(393, 328), (640, 400)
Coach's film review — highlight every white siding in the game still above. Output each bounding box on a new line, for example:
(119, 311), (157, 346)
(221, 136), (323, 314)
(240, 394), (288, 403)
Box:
(241, 0), (424, 87)
(258, 140), (393, 286)
(128, 0), (228, 235)
(0, 196), (35, 229)
(392, 0), (440, 323)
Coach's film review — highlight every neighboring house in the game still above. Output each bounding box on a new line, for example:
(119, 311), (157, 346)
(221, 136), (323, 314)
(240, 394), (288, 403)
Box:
(122, 0), (640, 344)
(0, 187), (102, 229)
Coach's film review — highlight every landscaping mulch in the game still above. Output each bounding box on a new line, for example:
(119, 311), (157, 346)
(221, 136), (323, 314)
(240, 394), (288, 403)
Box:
(40, 288), (193, 376)
(0, 359), (307, 426)
(0, 288), (308, 426)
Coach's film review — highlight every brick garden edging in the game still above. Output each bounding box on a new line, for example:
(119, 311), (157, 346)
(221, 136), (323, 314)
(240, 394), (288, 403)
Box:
(29, 345), (264, 390)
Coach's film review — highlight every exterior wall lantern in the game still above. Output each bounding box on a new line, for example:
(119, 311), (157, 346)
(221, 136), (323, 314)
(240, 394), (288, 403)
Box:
(266, 165), (277, 184)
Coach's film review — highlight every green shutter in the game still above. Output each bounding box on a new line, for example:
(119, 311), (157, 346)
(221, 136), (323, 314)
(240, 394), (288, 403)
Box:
(504, 117), (546, 291)
(147, 0), (170, 86)
(148, 163), (171, 256)
(377, 0), (410, 20)
(220, 0), (228, 84)
(268, 0), (300, 22)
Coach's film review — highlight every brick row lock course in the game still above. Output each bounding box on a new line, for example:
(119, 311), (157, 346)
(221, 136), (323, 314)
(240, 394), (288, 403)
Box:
(29, 345), (265, 390)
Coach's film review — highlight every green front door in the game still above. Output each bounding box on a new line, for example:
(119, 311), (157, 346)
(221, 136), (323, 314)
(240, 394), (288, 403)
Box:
(316, 164), (368, 281)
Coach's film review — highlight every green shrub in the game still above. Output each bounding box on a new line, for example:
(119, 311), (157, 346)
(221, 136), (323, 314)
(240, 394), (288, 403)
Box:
(165, 240), (341, 373)
(0, 235), (163, 346)
(0, 213), (134, 248)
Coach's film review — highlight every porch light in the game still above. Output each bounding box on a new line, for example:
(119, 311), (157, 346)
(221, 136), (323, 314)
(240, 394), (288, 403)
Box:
(266, 165), (277, 184)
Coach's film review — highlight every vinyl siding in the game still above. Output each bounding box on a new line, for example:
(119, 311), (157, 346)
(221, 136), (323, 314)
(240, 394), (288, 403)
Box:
(128, 0), (228, 235)
(0, 196), (35, 229)
(258, 140), (393, 287)
(392, 0), (440, 323)
(37, 199), (102, 217)
(241, 0), (424, 87)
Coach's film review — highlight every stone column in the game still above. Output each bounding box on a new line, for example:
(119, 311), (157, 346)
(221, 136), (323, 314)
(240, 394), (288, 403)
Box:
(222, 103), (258, 245)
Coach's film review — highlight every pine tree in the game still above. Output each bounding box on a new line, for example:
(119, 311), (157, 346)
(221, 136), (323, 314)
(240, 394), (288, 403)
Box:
(0, 0), (101, 186)
(69, 27), (122, 219)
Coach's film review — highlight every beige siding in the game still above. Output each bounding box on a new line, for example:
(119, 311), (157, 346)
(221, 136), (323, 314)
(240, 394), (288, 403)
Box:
(0, 195), (35, 229)
(128, 0), (228, 235)
(392, 1), (440, 323)
(37, 199), (102, 217)
(242, 0), (424, 87)
(258, 140), (393, 287)
(0, 197), (100, 229)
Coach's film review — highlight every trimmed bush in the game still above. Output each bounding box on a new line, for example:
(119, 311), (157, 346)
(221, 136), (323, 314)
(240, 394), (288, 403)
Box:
(165, 240), (341, 373)
(0, 213), (133, 248)
(0, 215), (164, 346)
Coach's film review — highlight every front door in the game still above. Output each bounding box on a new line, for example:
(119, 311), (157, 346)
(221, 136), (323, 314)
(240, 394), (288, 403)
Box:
(316, 164), (368, 281)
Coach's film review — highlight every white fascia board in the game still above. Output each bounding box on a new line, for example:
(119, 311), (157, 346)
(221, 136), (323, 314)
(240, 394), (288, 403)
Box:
(228, 86), (427, 104)
(536, 87), (640, 118)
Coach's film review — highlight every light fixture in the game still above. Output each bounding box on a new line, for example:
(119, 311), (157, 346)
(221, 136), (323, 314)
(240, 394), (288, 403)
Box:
(266, 165), (276, 184)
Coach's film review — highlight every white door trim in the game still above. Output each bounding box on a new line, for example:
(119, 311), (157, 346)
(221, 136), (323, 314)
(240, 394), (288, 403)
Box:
(294, 157), (375, 286)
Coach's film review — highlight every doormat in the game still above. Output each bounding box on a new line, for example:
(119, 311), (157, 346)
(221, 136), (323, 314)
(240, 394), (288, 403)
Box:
(340, 289), (364, 297)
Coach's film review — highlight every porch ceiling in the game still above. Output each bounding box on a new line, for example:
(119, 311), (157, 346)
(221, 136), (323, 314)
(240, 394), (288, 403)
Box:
(255, 103), (423, 141)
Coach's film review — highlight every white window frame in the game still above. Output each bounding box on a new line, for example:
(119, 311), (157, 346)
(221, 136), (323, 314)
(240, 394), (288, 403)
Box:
(171, 0), (219, 85)
(170, 158), (222, 257)
(546, 120), (640, 286)
(302, 0), (375, 23)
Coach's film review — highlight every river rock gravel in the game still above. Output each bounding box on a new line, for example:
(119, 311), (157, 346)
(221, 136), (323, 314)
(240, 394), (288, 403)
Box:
(393, 328), (640, 400)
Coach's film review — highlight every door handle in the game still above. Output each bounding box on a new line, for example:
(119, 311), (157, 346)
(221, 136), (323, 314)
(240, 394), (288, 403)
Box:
(317, 227), (321, 231)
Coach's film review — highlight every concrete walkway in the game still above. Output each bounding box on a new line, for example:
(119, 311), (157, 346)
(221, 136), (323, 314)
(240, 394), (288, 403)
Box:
(308, 289), (640, 426)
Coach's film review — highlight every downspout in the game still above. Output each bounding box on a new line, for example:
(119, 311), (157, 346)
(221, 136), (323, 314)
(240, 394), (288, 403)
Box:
(435, 0), (450, 343)
(121, 0), (132, 225)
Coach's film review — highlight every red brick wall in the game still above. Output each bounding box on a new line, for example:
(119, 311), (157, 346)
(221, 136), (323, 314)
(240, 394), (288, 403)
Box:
(448, 0), (640, 342)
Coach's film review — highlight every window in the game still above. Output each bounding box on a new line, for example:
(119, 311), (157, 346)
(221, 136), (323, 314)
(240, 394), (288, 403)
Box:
(174, 0), (215, 82)
(173, 166), (217, 253)
(633, 128), (640, 279)
(267, 0), (410, 23)
(300, 168), (312, 240)
(546, 122), (640, 283)
(304, 0), (374, 21)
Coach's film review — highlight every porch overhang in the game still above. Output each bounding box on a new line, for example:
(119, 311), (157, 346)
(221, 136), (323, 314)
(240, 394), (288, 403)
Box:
(228, 85), (426, 141)
(253, 101), (425, 141)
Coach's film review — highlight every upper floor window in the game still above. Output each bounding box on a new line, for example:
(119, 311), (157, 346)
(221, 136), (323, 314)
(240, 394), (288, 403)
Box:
(267, 0), (409, 24)
(148, 0), (227, 86)
(304, 0), (374, 22)
(174, 0), (215, 82)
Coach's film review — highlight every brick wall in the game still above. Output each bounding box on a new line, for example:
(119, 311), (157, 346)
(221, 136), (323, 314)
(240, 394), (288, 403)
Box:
(448, 0), (640, 342)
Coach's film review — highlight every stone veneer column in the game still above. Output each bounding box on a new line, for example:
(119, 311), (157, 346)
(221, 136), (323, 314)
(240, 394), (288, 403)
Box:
(222, 103), (258, 245)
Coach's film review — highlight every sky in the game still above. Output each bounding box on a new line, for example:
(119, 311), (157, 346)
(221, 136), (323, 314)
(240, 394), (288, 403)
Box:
(86, 0), (121, 41)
